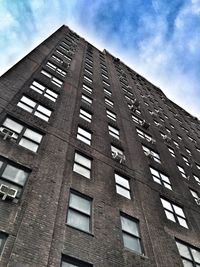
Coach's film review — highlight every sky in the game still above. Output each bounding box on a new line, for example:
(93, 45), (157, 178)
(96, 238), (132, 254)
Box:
(0, 0), (200, 117)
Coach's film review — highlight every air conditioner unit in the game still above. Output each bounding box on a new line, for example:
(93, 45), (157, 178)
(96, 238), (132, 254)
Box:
(141, 120), (150, 129)
(0, 184), (18, 200)
(186, 175), (190, 180)
(148, 138), (156, 144)
(156, 123), (163, 129)
(0, 128), (15, 140)
(163, 135), (171, 143)
(127, 86), (132, 90)
(62, 61), (70, 68)
(151, 112), (157, 117)
(132, 99), (140, 107)
(145, 151), (153, 159)
(196, 198), (200, 205)
(112, 152), (126, 164)
(129, 105), (135, 111)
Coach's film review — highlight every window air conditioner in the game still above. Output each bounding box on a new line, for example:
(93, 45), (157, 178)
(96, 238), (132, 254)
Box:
(127, 86), (132, 90)
(145, 151), (153, 159)
(186, 175), (190, 180)
(196, 198), (200, 205)
(129, 105), (135, 111)
(149, 138), (156, 144)
(162, 135), (171, 143)
(141, 120), (150, 129)
(112, 152), (126, 164)
(62, 61), (70, 68)
(0, 128), (15, 140)
(0, 184), (18, 200)
(132, 99), (140, 107)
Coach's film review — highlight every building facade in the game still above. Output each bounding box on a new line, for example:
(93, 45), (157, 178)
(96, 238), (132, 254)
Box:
(0, 25), (200, 267)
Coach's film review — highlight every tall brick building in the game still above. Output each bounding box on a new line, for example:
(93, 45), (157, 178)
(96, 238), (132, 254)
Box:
(0, 25), (199, 267)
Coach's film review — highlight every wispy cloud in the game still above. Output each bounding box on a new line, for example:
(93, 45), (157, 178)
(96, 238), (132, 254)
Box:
(0, 0), (199, 117)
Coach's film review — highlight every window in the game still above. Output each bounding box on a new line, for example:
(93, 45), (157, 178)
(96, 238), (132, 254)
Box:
(102, 73), (108, 80)
(56, 50), (72, 62)
(115, 173), (131, 199)
(17, 96), (52, 122)
(177, 165), (187, 179)
(0, 157), (30, 199)
(166, 128), (171, 134)
(0, 232), (7, 255)
(51, 54), (63, 63)
(30, 81), (58, 102)
(177, 135), (182, 140)
(86, 58), (93, 64)
(108, 125), (120, 139)
(196, 163), (200, 170)
(106, 110), (116, 121)
(168, 147), (175, 157)
(83, 84), (92, 94)
(142, 145), (161, 164)
(136, 128), (152, 142)
(186, 148), (192, 156)
(77, 126), (91, 145)
(188, 135), (196, 143)
(105, 98), (114, 108)
(196, 147), (200, 153)
(103, 81), (110, 87)
(84, 76), (92, 84)
(73, 152), (91, 179)
(132, 115), (143, 125)
(149, 167), (172, 190)
(160, 198), (188, 228)
(79, 108), (92, 123)
(67, 191), (92, 232)
(173, 140), (179, 149)
(182, 155), (190, 166)
(170, 124), (175, 129)
(85, 69), (92, 76)
(120, 214), (142, 254)
(194, 174), (200, 185)
(61, 255), (92, 267)
(190, 189), (200, 205)
(104, 88), (112, 97)
(85, 63), (92, 69)
(41, 70), (63, 87)
(46, 62), (66, 77)
(1, 118), (43, 152)
(81, 94), (92, 105)
(176, 240), (200, 267)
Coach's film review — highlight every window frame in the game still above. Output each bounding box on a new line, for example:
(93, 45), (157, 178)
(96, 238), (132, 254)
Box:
(30, 80), (58, 102)
(115, 173), (131, 199)
(79, 108), (92, 123)
(73, 152), (92, 179)
(77, 126), (92, 145)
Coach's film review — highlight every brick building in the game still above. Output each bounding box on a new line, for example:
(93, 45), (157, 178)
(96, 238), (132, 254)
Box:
(0, 25), (199, 267)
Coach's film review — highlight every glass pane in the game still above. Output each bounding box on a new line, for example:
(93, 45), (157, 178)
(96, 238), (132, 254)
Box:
(23, 129), (43, 143)
(77, 134), (91, 145)
(153, 177), (161, 184)
(46, 89), (58, 98)
(73, 163), (90, 179)
(74, 153), (91, 169)
(20, 96), (36, 107)
(0, 161), (3, 169)
(111, 145), (123, 155)
(80, 109), (91, 119)
(161, 174), (170, 183)
(121, 216), (139, 236)
(116, 185), (131, 199)
(115, 174), (129, 189)
(173, 205), (185, 217)
(108, 126), (119, 135)
(3, 118), (23, 133)
(191, 248), (200, 263)
(67, 210), (90, 232)
(164, 183), (172, 190)
(79, 114), (91, 123)
(161, 199), (173, 211)
(165, 211), (176, 222)
(178, 217), (188, 228)
(70, 193), (90, 215)
(182, 259), (193, 267)
(17, 102), (34, 113)
(34, 111), (49, 122)
(123, 233), (142, 254)
(37, 105), (51, 116)
(19, 138), (39, 152)
(2, 164), (28, 186)
(41, 70), (52, 78)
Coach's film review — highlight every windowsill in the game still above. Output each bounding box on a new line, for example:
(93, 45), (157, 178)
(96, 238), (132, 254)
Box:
(66, 224), (94, 237)
(123, 248), (148, 259)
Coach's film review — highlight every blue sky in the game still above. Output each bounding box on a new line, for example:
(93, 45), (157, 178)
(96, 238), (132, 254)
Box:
(0, 0), (200, 117)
